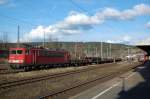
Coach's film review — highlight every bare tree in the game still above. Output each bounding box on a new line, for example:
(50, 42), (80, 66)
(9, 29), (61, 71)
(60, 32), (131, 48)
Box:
(0, 32), (9, 49)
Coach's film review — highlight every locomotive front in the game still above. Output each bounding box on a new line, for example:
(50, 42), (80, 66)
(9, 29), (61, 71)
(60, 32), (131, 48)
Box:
(9, 48), (26, 69)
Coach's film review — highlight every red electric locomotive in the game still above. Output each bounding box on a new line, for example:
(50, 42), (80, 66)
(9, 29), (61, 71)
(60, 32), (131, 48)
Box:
(9, 47), (71, 69)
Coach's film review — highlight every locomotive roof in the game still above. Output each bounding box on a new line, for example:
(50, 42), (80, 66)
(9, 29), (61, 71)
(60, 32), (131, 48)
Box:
(10, 47), (68, 52)
(9, 48), (26, 50)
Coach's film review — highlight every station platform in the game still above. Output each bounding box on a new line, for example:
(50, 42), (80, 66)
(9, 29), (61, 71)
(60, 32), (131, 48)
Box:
(70, 61), (150, 99)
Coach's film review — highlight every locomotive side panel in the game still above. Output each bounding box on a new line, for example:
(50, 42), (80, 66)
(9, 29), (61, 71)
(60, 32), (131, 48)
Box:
(36, 50), (70, 65)
(25, 55), (33, 65)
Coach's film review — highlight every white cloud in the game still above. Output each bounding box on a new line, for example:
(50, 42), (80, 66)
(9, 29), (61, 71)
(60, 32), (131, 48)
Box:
(95, 4), (150, 20)
(136, 38), (150, 45)
(123, 35), (131, 42)
(65, 11), (100, 25)
(106, 39), (125, 44)
(120, 4), (150, 20)
(106, 35), (132, 44)
(23, 3), (150, 41)
(106, 40), (116, 43)
(0, 0), (8, 5)
(146, 22), (150, 28)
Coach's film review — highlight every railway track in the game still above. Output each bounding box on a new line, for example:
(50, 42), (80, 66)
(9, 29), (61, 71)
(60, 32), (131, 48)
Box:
(0, 62), (141, 99)
(0, 63), (116, 89)
(0, 64), (24, 75)
(0, 64), (10, 70)
(39, 65), (139, 99)
(0, 69), (25, 75)
(0, 62), (117, 75)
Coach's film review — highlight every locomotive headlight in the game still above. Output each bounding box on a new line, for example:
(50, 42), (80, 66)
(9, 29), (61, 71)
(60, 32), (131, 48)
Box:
(14, 60), (19, 63)
(10, 60), (24, 63)
(20, 60), (24, 63)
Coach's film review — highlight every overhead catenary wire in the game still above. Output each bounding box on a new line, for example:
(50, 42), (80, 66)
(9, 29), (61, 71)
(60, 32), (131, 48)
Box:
(0, 14), (38, 27)
(0, 0), (61, 44)
(0, 0), (88, 42)
(69, 0), (88, 13)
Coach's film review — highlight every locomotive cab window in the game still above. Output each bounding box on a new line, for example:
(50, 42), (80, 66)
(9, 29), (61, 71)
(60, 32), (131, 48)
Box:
(17, 50), (23, 54)
(10, 50), (23, 54)
(10, 50), (16, 54)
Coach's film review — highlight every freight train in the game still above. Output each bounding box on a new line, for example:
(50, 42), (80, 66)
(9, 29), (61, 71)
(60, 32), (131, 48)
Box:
(8, 47), (121, 70)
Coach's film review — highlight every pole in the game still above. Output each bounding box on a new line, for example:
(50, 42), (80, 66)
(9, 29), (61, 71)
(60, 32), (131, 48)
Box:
(17, 25), (20, 47)
(101, 42), (103, 59)
(128, 47), (130, 56)
(75, 43), (77, 59)
(128, 47), (131, 61)
(87, 45), (89, 57)
(120, 76), (125, 92)
(95, 47), (98, 64)
(107, 47), (109, 58)
(109, 43), (111, 58)
(43, 30), (45, 48)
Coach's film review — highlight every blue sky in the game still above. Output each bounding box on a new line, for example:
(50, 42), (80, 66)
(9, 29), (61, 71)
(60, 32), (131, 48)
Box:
(0, 0), (150, 45)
